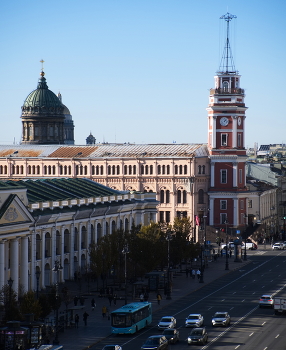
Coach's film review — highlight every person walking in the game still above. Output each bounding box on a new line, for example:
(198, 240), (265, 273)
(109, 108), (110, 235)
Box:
(196, 269), (201, 280)
(83, 311), (89, 326)
(102, 305), (107, 318)
(157, 292), (162, 305)
(91, 298), (96, 311)
(139, 293), (144, 302)
(75, 314), (79, 328)
(192, 269), (196, 279)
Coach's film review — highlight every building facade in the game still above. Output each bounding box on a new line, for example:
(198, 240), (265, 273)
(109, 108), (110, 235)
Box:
(0, 178), (158, 295)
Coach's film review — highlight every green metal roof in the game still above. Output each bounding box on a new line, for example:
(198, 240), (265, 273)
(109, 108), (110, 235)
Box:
(4, 178), (121, 204)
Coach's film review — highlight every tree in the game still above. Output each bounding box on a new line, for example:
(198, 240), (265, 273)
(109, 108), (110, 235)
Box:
(19, 291), (42, 320)
(0, 284), (22, 321)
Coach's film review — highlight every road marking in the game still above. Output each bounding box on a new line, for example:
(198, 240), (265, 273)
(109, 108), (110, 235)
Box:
(275, 334), (279, 338)
(242, 285), (246, 288)
(241, 299), (245, 302)
(249, 332), (254, 336)
(262, 321), (266, 326)
(234, 346), (240, 349)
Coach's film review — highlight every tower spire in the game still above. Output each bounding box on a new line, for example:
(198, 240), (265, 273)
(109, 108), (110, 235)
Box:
(219, 12), (237, 74)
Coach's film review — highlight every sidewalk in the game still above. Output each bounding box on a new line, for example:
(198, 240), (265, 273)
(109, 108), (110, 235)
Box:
(45, 254), (251, 350)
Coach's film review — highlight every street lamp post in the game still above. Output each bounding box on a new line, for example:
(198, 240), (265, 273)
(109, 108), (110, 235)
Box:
(244, 216), (248, 261)
(166, 232), (173, 300)
(225, 219), (229, 270)
(199, 245), (204, 283)
(52, 260), (63, 345)
(122, 245), (129, 305)
(35, 269), (41, 299)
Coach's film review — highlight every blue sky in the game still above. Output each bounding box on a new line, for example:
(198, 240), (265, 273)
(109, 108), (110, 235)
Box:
(1, 0), (285, 148)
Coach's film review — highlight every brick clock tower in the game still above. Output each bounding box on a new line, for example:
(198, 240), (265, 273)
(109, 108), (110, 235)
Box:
(207, 13), (248, 231)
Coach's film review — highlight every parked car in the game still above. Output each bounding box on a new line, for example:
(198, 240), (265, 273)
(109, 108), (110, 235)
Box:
(157, 316), (176, 330)
(102, 346), (122, 350)
(211, 312), (231, 327)
(283, 241), (286, 249)
(185, 314), (204, 327)
(162, 328), (179, 344)
(241, 242), (257, 250)
(141, 335), (169, 350)
(187, 327), (208, 345)
(259, 294), (274, 308)
(272, 242), (284, 250)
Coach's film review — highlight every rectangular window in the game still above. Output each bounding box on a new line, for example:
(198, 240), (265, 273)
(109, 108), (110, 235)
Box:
(239, 169), (242, 184)
(220, 200), (227, 210)
(221, 134), (228, 146)
(159, 211), (164, 222)
(220, 213), (227, 225)
(221, 169), (227, 184)
(166, 211), (170, 223)
(240, 200), (244, 210)
(238, 134), (241, 147)
(248, 200), (252, 208)
(240, 213), (245, 225)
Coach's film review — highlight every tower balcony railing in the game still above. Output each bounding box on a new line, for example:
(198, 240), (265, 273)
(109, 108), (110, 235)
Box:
(210, 88), (245, 95)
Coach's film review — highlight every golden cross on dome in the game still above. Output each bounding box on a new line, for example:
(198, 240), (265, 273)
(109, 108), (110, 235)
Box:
(40, 59), (45, 71)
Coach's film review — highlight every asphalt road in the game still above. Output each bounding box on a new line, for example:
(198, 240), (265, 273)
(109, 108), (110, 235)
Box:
(95, 249), (286, 350)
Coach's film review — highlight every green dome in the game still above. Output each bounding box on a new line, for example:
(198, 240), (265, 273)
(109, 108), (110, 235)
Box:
(22, 71), (64, 116)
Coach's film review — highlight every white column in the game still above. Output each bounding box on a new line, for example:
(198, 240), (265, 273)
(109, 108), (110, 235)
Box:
(10, 238), (19, 294)
(212, 116), (217, 148)
(209, 198), (214, 225)
(210, 163), (215, 187)
(0, 241), (5, 290)
(20, 236), (29, 292)
(41, 231), (46, 285)
(232, 116), (237, 148)
(233, 198), (238, 226)
(61, 226), (65, 282)
(70, 224), (75, 279)
(233, 163), (238, 187)
(51, 228), (56, 284)
(78, 223), (82, 271)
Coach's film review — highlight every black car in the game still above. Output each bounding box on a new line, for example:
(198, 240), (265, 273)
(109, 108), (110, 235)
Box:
(187, 327), (208, 345)
(163, 328), (179, 344)
(141, 335), (169, 350)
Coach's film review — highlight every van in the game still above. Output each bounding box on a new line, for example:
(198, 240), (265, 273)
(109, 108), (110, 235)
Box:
(241, 242), (257, 250)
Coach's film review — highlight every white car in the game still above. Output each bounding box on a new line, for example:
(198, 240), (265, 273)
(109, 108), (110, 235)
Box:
(157, 316), (177, 330)
(259, 295), (274, 308)
(211, 312), (231, 327)
(185, 314), (204, 327)
(272, 242), (284, 250)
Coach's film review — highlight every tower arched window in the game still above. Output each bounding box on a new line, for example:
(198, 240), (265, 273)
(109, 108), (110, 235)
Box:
(43, 166), (47, 175)
(96, 165), (99, 175)
(133, 165), (136, 174)
(141, 165), (144, 175)
(202, 165), (205, 174)
(92, 165), (95, 175)
(84, 165), (88, 175)
(108, 165), (111, 175)
(112, 165), (116, 175)
(28, 165), (31, 175)
(183, 190), (187, 204)
(21, 165), (24, 174)
(177, 190), (181, 204)
(198, 189), (204, 204)
(162, 165), (165, 175)
(100, 165), (104, 175)
(124, 165), (128, 175)
(150, 165), (153, 175)
(129, 165), (132, 175)
(198, 165), (201, 174)
(32, 165), (35, 174)
(117, 165), (120, 175)
(160, 190), (165, 203)
(68, 166), (71, 175)
(166, 190), (170, 203)
(179, 165), (183, 175)
(222, 81), (229, 91)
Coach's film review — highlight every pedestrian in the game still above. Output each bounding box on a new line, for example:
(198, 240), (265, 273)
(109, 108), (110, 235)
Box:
(75, 314), (79, 328)
(91, 298), (96, 311)
(83, 311), (89, 326)
(157, 292), (162, 305)
(192, 269), (196, 279)
(196, 269), (201, 280)
(229, 249), (232, 258)
(102, 305), (107, 318)
(140, 293), (144, 302)
(186, 268), (189, 277)
(74, 296), (78, 306)
(113, 293), (117, 305)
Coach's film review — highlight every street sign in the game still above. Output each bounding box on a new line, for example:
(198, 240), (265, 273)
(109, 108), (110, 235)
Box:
(236, 230), (240, 234)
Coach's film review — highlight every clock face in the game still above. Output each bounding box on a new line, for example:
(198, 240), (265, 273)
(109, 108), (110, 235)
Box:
(220, 117), (229, 126)
(238, 117), (242, 126)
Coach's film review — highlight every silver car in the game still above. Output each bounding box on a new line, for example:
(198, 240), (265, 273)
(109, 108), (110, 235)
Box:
(211, 312), (231, 327)
(157, 316), (176, 330)
(259, 294), (274, 308)
(185, 314), (204, 327)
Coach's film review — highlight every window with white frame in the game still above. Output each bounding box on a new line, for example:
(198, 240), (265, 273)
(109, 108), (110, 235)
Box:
(221, 169), (227, 184)
(248, 200), (252, 208)
(220, 200), (227, 210)
(221, 134), (228, 146)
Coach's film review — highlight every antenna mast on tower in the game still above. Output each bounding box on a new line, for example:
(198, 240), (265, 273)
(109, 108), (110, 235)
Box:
(219, 12), (237, 74)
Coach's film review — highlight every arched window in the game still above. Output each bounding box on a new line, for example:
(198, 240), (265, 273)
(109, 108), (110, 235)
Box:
(166, 190), (170, 203)
(28, 165), (31, 175)
(160, 190), (165, 203)
(124, 218), (129, 232)
(59, 165), (63, 175)
(106, 222), (109, 235)
(96, 165), (99, 175)
(124, 165), (127, 175)
(97, 223), (102, 242)
(183, 190), (187, 203)
(52, 165), (56, 175)
(68, 165), (71, 175)
(92, 165), (95, 175)
(177, 190), (181, 204)
(37, 165), (40, 174)
(184, 165), (187, 174)
(117, 165), (120, 175)
(167, 165), (170, 174)
(179, 165), (183, 175)
(162, 165), (165, 175)
(64, 229), (70, 253)
(112, 220), (116, 233)
(145, 165), (148, 175)
(16, 165), (19, 174)
(129, 165), (132, 175)
(141, 165), (144, 175)
(133, 165), (136, 174)
(158, 165), (161, 175)
(84, 165), (88, 175)
(32, 165), (35, 174)
(175, 165), (178, 175)
(74, 228), (78, 251)
(202, 165), (205, 174)
(198, 165), (201, 174)
(43, 165), (47, 175)
(45, 232), (51, 257)
(198, 189), (204, 204)
(80, 165), (83, 175)
(222, 81), (229, 91)
(100, 165), (104, 175)
(150, 165), (153, 175)
(108, 165), (111, 175)
(21, 165), (24, 174)
(112, 165), (115, 175)
(48, 165), (52, 175)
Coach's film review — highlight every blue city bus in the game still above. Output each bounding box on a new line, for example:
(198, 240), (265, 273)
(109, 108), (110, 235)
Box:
(111, 302), (152, 334)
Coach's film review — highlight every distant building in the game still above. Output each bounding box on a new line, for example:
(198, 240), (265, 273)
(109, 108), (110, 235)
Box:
(86, 132), (96, 145)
